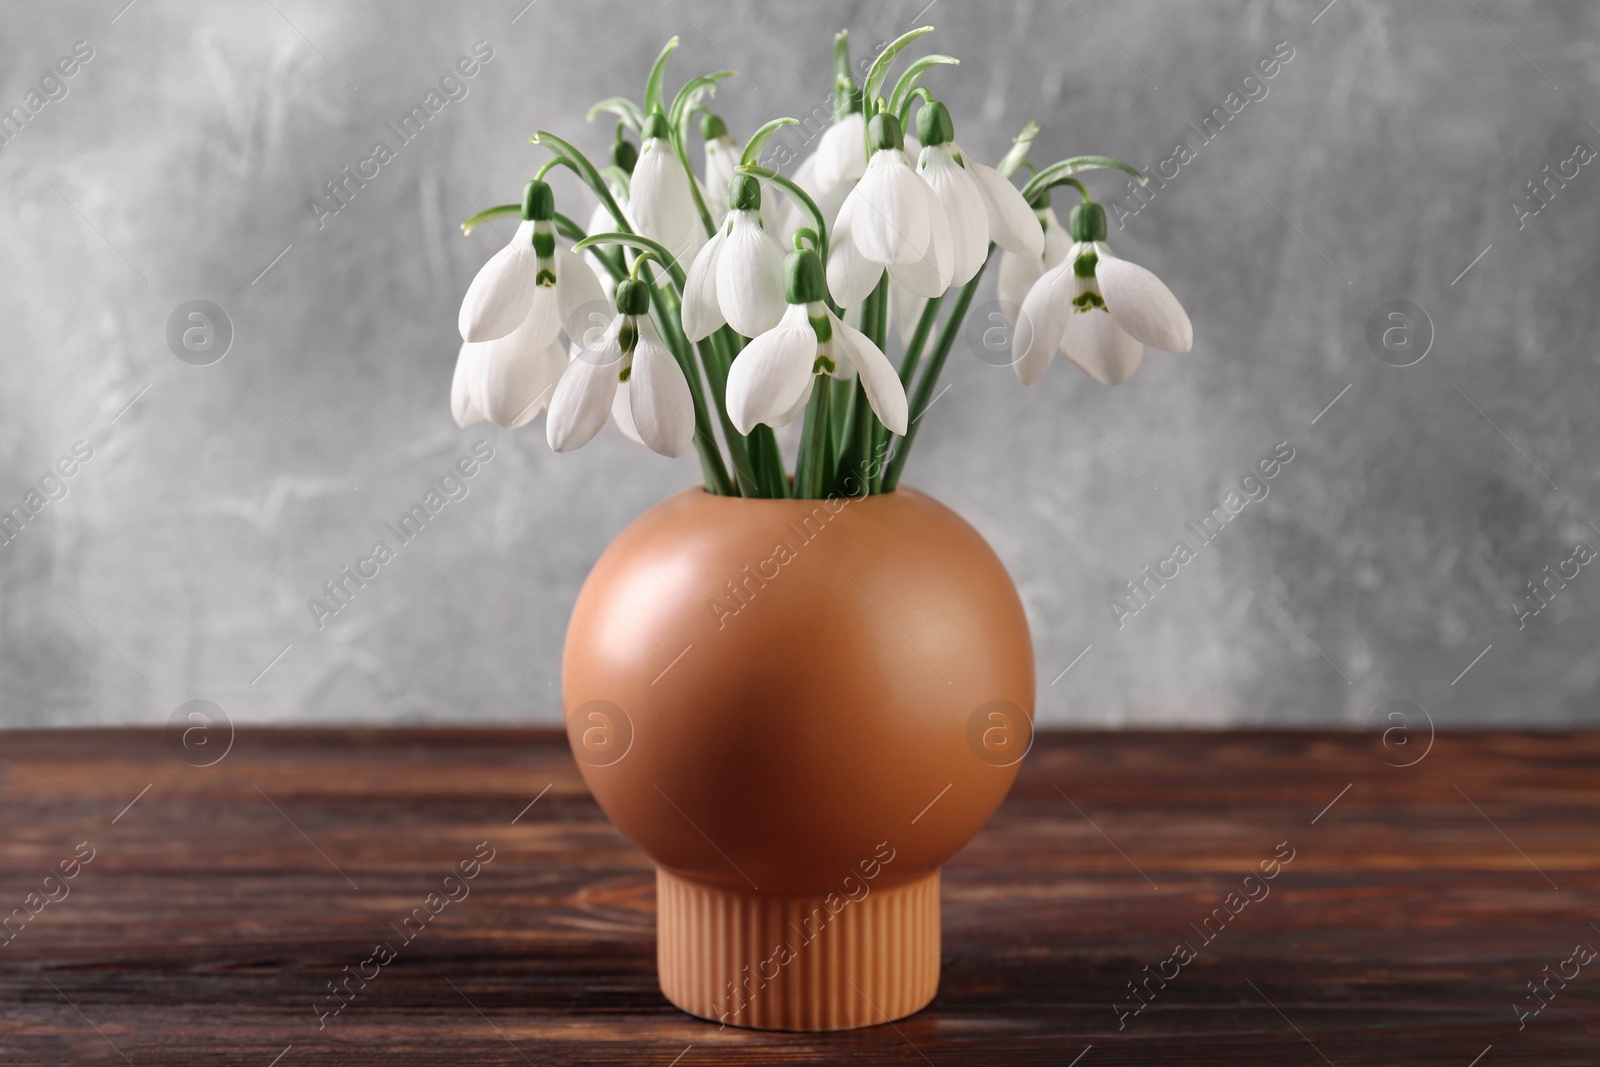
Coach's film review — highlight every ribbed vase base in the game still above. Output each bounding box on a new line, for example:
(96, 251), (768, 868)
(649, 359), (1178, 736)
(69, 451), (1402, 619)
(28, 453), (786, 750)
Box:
(656, 867), (941, 1031)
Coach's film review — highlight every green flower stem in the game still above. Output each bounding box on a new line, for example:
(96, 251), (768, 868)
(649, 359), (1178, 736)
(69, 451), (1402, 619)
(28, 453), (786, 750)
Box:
(740, 118), (799, 169)
(572, 232), (686, 292)
(889, 55), (959, 123)
(836, 272), (888, 496)
(586, 96), (645, 131)
(459, 203), (519, 235)
(863, 26), (935, 110)
(693, 328), (760, 497)
(794, 374), (833, 499)
(645, 279), (734, 496)
(883, 247), (992, 492)
(829, 376), (852, 457)
(876, 296), (943, 493)
(1021, 155), (1145, 202)
(644, 37), (679, 114)
(897, 295), (943, 386)
(530, 132), (632, 246)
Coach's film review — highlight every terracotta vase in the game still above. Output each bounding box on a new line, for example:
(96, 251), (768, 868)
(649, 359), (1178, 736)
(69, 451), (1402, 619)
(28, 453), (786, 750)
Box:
(562, 485), (1034, 1031)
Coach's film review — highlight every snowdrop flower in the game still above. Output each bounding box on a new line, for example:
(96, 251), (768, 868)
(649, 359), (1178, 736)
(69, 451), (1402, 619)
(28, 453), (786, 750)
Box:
(681, 174), (786, 341)
(998, 201), (1072, 318)
(1013, 201), (1192, 387)
(547, 278), (695, 457)
(727, 246), (907, 435)
(450, 335), (568, 429)
(450, 227), (608, 430)
(827, 110), (952, 307)
(700, 112), (741, 223)
(458, 179), (572, 344)
(630, 107), (704, 269)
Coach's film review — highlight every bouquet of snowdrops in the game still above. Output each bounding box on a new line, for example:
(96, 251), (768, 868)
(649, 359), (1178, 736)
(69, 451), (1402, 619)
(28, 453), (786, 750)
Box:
(450, 26), (1193, 499)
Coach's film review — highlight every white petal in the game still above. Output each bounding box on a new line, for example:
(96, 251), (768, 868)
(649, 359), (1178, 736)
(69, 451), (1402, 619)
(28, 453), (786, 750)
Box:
(1060, 301), (1145, 385)
(703, 136), (739, 222)
(772, 374), (815, 427)
(628, 320), (697, 458)
(611, 380), (645, 445)
(815, 112), (866, 188)
(852, 151), (931, 265)
(826, 197), (885, 308)
(680, 228), (728, 342)
(519, 281), (562, 352)
(725, 303), (817, 434)
(717, 212), (786, 337)
(1012, 261), (1077, 385)
(557, 242), (609, 344)
(477, 335), (567, 428)
(632, 138), (702, 269)
(459, 220), (540, 342)
(830, 311), (907, 435)
(1094, 248), (1194, 353)
(1042, 208), (1072, 268)
(546, 316), (625, 452)
(889, 281), (928, 347)
(451, 343), (487, 427)
(965, 155), (1044, 257)
(886, 175), (952, 299)
(918, 146), (989, 284)
(997, 247), (1044, 324)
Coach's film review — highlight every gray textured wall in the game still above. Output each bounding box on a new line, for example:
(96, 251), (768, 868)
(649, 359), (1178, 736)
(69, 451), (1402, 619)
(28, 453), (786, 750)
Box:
(2, 0), (1597, 729)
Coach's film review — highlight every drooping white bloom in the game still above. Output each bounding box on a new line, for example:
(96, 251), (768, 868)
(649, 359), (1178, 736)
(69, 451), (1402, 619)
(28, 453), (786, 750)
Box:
(450, 238), (608, 429)
(681, 176), (786, 341)
(965, 152), (1045, 259)
(727, 302), (907, 435)
(826, 111), (951, 308)
(1013, 222), (1192, 387)
(998, 206), (1072, 318)
(916, 143), (989, 286)
(727, 247), (907, 436)
(546, 279), (695, 457)
(457, 178), (604, 355)
(458, 218), (560, 345)
(630, 110), (704, 270)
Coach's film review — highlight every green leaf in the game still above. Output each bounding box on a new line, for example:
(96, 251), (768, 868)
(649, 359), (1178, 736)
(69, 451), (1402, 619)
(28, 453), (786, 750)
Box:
(644, 36), (680, 114)
(739, 117), (798, 168)
(889, 55), (958, 121)
(585, 96), (645, 131)
(862, 25), (935, 109)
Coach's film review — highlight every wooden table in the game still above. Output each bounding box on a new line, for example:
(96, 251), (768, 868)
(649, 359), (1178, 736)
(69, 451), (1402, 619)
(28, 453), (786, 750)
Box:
(2, 728), (1596, 1065)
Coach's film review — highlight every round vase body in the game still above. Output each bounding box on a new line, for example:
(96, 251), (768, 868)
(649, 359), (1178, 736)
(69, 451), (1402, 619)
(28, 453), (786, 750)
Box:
(562, 486), (1033, 1030)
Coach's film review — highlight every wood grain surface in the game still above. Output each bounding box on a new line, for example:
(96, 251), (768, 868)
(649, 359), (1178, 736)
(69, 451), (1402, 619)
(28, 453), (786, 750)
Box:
(1, 728), (1596, 1065)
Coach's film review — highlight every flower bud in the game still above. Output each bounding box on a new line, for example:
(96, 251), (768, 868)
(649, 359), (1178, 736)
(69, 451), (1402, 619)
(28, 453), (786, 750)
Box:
(915, 100), (954, 147)
(1069, 200), (1107, 242)
(783, 248), (826, 305)
(700, 112), (728, 140)
(728, 173), (762, 212)
(611, 137), (638, 174)
(866, 110), (904, 153)
(521, 179), (555, 222)
(615, 278), (651, 316)
(642, 107), (670, 141)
